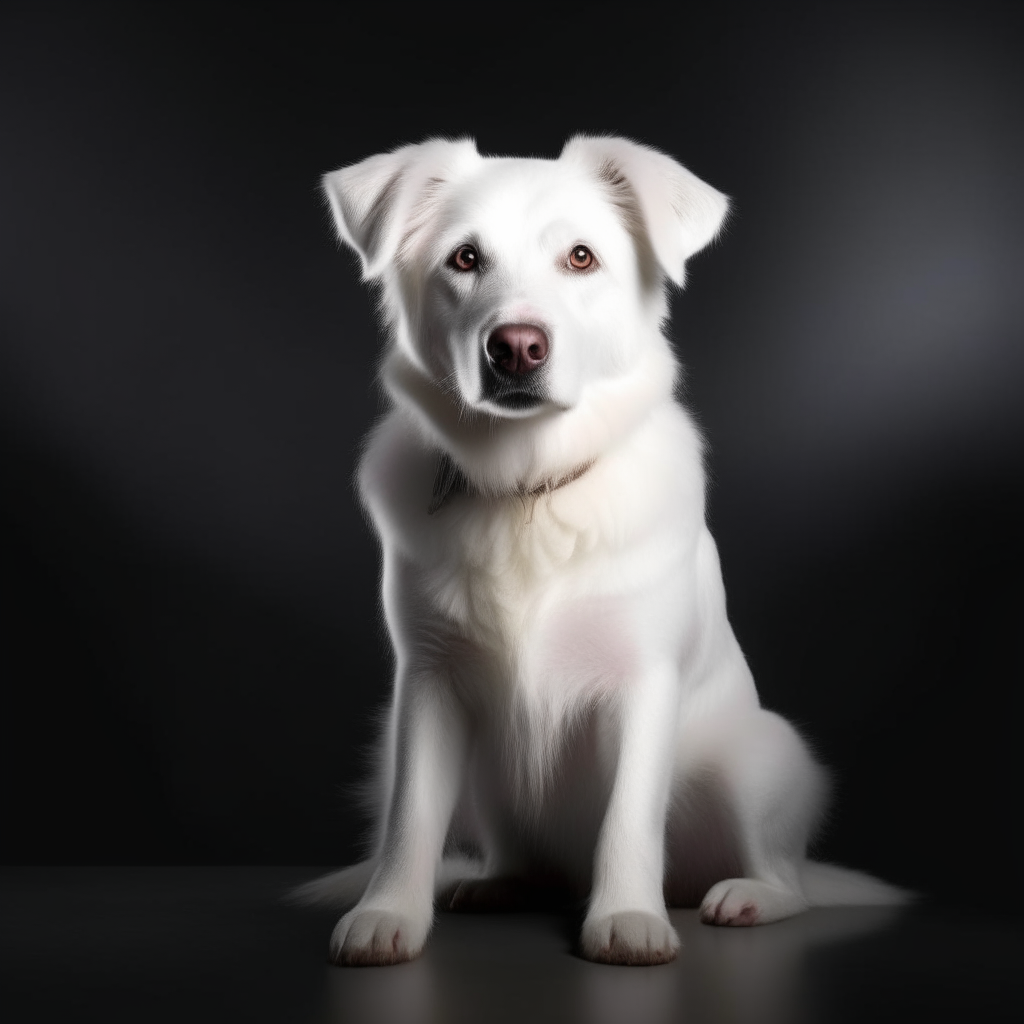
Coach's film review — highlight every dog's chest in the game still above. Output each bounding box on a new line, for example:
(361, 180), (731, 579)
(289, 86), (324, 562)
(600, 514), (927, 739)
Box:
(427, 497), (637, 686)
(431, 498), (586, 638)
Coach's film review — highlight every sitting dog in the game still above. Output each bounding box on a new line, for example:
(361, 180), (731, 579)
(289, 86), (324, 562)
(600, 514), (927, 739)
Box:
(297, 136), (905, 966)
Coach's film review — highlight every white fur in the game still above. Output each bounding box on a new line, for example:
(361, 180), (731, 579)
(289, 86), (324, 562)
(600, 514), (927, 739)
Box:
(299, 136), (906, 967)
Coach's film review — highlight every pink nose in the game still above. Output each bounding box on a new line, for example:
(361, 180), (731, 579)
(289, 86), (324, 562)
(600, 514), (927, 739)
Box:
(486, 324), (549, 375)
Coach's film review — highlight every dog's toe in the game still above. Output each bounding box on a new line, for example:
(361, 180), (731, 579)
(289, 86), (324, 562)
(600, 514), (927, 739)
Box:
(699, 878), (807, 926)
(580, 910), (680, 966)
(329, 908), (427, 966)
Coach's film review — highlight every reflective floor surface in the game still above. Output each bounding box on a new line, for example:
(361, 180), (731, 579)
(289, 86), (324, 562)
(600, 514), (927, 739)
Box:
(2, 868), (1020, 1023)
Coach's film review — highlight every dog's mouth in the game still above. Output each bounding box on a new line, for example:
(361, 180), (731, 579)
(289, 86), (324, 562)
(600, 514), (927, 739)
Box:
(479, 371), (549, 417)
(487, 388), (545, 411)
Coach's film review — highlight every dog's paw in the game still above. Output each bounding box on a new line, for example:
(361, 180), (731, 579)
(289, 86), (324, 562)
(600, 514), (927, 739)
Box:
(699, 878), (807, 926)
(580, 910), (680, 966)
(329, 908), (428, 966)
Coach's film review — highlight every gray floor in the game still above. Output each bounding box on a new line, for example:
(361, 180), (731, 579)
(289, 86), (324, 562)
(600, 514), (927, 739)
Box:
(2, 868), (1020, 1023)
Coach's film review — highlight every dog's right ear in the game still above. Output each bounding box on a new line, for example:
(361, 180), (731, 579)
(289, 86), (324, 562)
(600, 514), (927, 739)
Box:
(322, 139), (479, 280)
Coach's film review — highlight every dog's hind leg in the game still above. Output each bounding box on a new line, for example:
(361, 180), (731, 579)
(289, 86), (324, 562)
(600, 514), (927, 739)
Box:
(693, 709), (828, 927)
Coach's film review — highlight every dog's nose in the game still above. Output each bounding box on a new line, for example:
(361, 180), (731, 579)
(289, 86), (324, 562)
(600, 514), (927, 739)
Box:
(486, 324), (549, 375)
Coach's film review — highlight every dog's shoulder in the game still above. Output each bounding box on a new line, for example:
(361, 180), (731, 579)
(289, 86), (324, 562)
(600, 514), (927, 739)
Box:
(357, 410), (436, 537)
(594, 400), (707, 515)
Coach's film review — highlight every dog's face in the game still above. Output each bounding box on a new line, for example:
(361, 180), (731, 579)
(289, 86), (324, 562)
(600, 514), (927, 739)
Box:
(324, 137), (728, 482)
(396, 157), (658, 420)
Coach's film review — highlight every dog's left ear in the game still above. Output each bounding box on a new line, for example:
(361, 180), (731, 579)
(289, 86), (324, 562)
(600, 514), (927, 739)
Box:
(562, 136), (730, 287)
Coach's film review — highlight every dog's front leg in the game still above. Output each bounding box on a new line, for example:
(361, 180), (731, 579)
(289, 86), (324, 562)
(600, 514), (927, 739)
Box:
(581, 664), (681, 965)
(330, 676), (466, 966)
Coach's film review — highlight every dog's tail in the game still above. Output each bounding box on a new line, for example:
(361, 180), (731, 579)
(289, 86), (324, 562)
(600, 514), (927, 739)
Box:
(800, 861), (914, 907)
(286, 856), (487, 910)
(287, 860), (377, 909)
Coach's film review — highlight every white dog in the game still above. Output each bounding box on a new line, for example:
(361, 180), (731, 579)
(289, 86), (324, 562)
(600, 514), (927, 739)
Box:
(297, 136), (905, 966)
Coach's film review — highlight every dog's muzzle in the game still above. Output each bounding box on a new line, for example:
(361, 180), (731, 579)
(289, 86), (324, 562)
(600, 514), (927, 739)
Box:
(481, 323), (549, 410)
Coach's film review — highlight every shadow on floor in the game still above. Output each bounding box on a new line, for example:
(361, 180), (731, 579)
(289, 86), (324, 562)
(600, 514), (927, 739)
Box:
(2, 868), (1020, 1024)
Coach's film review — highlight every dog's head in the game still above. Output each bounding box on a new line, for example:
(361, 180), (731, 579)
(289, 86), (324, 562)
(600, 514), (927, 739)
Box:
(324, 136), (728, 492)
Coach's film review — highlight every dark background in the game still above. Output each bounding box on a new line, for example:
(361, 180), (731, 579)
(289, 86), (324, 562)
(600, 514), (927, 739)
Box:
(2, 3), (1021, 908)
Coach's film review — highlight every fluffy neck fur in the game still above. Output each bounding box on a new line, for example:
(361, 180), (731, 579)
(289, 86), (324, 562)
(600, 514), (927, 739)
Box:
(381, 339), (680, 496)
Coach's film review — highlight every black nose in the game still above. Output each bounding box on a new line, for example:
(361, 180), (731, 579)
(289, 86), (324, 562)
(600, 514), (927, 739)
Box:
(485, 324), (549, 375)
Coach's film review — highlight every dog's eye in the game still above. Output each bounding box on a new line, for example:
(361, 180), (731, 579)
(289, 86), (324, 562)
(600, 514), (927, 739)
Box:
(448, 245), (478, 272)
(568, 245), (595, 271)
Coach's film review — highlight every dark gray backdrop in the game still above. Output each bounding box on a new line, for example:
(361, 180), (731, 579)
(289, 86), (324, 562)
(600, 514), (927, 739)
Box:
(2, 4), (1021, 907)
